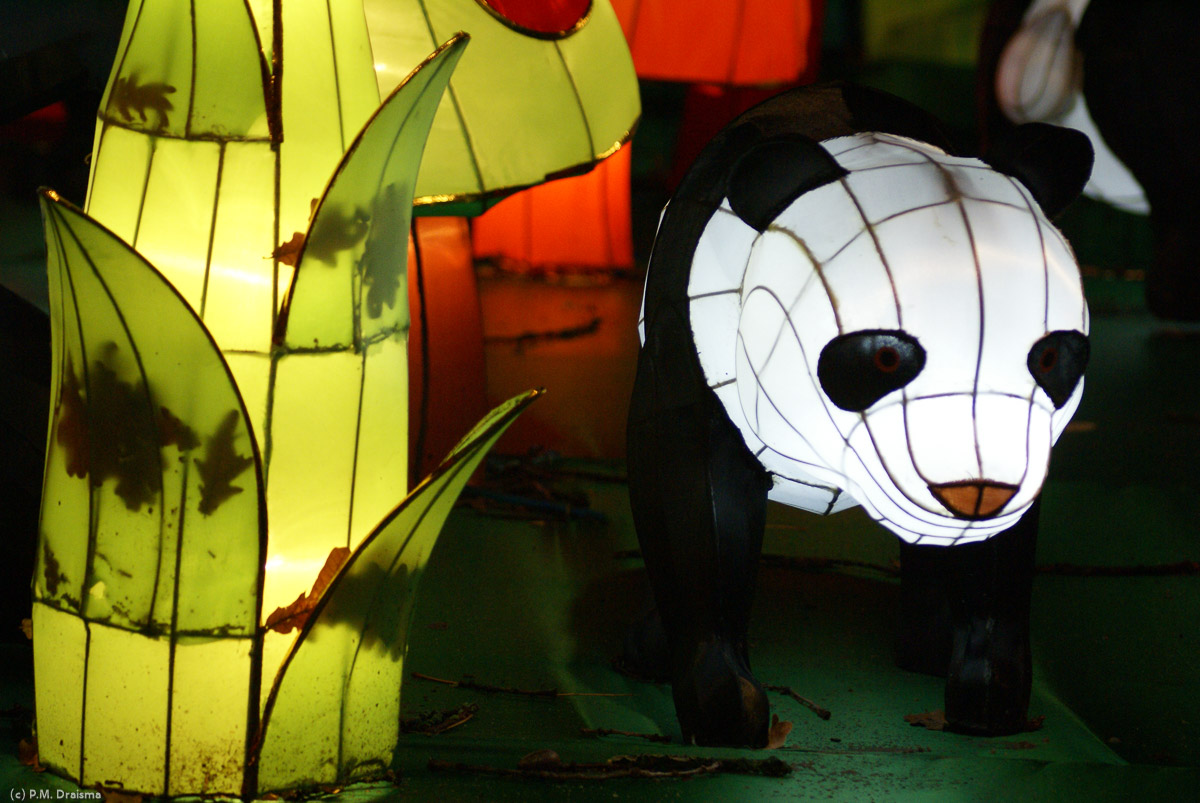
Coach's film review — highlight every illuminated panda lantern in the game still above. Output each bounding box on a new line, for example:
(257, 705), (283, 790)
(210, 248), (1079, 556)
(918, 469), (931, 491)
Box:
(628, 83), (1093, 746)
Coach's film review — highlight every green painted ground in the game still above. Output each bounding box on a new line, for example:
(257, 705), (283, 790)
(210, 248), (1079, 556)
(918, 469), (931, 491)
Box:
(9, 287), (1198, 800)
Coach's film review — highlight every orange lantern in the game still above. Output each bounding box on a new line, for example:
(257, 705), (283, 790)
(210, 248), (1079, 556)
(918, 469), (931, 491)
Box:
(471, 143), (634, 272)
(406, 217), (488, 483)
(611, 0), (824, 85)
(612, 1), (826, 191)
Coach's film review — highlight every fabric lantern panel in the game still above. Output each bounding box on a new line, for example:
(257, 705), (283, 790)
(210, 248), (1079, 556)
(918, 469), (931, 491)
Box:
(32, 7), (538, 796)
(611, 0), (824, 85)
(407, 216), (489, 484)
(364, 0), (640, 215)
(471, 142), (633, 271)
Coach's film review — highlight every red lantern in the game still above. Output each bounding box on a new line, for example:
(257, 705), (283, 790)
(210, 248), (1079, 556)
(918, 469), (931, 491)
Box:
(407, 217), (489, 483)
(611, 0), (824, 85)
(478, 0), (592, 34)
(471, 143), (633, 272)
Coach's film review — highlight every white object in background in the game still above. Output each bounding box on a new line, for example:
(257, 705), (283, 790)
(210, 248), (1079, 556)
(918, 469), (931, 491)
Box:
(995, 0), (1148, 214)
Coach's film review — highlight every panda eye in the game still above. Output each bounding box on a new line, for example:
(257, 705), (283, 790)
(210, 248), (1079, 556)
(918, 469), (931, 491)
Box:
(873, 346), (901, 373)
(818, 330), (925, 412)
(1027, 330), (1089, 408)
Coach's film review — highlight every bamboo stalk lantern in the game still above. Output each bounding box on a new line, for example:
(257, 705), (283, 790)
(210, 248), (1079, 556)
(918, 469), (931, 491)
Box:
(31, 1), (545, 797)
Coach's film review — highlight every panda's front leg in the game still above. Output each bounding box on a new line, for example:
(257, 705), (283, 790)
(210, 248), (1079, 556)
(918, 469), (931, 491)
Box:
(897, 500), (1040, 735)
(627, 357), (773, 746)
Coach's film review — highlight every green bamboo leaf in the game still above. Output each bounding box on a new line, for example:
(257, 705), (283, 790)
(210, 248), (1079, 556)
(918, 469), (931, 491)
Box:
(254, 389), (540, 792)
(282, 33), (470, 347)
(35, 191), (267, 795)
(261, 35), (468, 620)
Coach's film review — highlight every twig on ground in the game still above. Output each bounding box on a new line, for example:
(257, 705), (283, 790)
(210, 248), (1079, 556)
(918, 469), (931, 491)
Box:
(765, 684), (832, 720)
(580, 727), (673, 744)
(411, 672), (630, 699)
(429, 752), (791, 781)
(401, 703), (479, 736)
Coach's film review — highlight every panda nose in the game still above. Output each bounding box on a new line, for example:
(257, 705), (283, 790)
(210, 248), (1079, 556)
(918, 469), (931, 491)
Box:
(928, 481), (1018, 519)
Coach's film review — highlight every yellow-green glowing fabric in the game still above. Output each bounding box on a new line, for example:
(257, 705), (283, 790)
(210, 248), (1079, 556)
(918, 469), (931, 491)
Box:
(363, 0), (640, 215)
(36, 191), (267, 796)
(264, 34), (468, 621)
(85, 0), (381, 440)
(33, 27), (523, 797)
(255, 390), (540, 791)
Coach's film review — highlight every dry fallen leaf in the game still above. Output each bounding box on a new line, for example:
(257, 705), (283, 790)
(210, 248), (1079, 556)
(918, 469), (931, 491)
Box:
(98, 788), (143, 803)
(766, 714), (793, 749)
(18, 737), (44, 772)
(517, 749), (562, 769)
(271, 231), (306, 267)
(264, 546), (351, 634)
(904, 709), (947, 731)
(20, 618), (32, 640)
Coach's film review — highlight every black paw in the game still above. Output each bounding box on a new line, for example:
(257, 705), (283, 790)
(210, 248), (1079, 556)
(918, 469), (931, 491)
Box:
(673, 638), (770, 747)
(943, 617), (1031, 736)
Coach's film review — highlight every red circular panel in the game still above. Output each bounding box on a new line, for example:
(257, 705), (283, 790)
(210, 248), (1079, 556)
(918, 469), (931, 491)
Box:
(479, 0), (591, 35)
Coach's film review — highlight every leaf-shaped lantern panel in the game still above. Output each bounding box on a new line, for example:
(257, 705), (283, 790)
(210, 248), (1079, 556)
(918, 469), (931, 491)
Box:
(255, 389), (541, 792)
(262, 35), (468, 621)
(363, 0), (639, 215)
(36, 192), (266, 796)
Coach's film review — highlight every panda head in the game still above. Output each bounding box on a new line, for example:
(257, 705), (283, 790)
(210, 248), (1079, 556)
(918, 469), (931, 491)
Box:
(718, 123), (1093, 545)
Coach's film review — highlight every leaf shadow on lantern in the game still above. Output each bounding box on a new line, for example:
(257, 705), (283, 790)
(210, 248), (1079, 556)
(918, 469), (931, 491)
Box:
(55, 341), (232, 519)
(33, 9), (555, 797)
(361, 183), (408, 318)
(95, 0), (271, 142)
(39, 188), (268, 626)
(108, 73), (177, 131)
(194, 409), (256, 515)
(35, 186), (269, 793)
(262, 35), (474, 590)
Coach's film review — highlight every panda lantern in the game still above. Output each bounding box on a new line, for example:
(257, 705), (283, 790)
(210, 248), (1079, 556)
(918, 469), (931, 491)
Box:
(627, 83), (1093, 746)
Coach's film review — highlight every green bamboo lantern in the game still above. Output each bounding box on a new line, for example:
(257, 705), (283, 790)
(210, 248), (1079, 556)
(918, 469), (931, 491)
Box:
(31, 1), (542, 796)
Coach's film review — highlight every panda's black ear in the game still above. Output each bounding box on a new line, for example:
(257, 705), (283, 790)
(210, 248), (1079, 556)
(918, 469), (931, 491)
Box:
(983, 122), (1093, 218)
(726, 136), (848, 232)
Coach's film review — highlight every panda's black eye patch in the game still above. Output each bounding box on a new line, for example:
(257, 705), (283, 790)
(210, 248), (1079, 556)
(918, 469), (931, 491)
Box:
(818, 330), (925, 412)
(1027, 330), (1088, 408)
